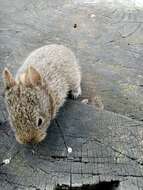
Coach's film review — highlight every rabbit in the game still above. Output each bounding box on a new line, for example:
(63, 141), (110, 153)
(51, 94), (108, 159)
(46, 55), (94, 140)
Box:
(3, 44), (81, 144)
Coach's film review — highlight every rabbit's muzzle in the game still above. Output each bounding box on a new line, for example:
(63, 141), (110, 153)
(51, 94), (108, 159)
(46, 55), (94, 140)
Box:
(15, 129), (47, 144)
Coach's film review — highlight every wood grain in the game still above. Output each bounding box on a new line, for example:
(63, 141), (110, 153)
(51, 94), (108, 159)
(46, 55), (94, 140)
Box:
(0, 0), (143, 189)
(0, 100), (143, 189)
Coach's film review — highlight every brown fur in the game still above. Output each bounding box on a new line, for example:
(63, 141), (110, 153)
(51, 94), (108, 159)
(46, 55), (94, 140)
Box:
(3, 44), (81, 144)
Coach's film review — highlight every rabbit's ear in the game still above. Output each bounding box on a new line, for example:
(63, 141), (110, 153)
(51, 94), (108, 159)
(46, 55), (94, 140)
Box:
(3, 68), (16, 89)
(27, 66), (42, 86)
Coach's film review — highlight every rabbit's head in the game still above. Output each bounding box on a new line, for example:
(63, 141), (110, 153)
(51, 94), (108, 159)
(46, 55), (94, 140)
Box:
(3, 67), (52, 144)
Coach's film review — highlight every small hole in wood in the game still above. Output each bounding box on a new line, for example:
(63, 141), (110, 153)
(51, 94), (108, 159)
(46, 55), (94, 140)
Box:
(73, 24), (77, 28)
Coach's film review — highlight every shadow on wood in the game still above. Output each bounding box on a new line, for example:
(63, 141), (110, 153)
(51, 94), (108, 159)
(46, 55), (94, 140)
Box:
(0, 100), (143, 190)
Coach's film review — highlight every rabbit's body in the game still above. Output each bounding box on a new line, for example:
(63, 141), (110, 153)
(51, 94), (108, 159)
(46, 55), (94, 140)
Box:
(3, 44), (81, 144)
(16, 44), (81, 116)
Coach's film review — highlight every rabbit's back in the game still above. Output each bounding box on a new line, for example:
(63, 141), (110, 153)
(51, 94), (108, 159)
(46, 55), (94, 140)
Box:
(16, 44), (80, 89)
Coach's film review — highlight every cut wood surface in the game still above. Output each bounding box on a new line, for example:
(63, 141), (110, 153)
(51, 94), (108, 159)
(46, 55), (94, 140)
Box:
(0, 0), (143, 189)
(1, 0), (143, 121)
(0, 100), (143, 190)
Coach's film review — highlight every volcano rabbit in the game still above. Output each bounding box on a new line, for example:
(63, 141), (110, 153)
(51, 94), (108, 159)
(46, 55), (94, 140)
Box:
(3, 44), (81, 144)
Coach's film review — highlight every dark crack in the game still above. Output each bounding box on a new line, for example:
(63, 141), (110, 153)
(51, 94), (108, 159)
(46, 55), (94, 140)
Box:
(54, 180), (120, 190)
(110, 146), (143, 166)
(121, 23), (142, 38)
(55, 119), (68, 151)
(6, 179), (40, 189)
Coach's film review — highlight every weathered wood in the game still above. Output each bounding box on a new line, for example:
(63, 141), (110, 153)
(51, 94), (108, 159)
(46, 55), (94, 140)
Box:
(0, 0), (143, 189)
(1, 0), (143, 121)
(0, 100), (143, 190)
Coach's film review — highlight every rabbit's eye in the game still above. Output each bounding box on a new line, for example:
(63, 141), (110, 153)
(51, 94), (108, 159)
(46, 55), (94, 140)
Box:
(37, 117), (43, 127)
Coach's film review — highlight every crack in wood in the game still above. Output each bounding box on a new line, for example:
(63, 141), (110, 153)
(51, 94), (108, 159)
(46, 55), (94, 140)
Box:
(110, 146), (143, 166)
(1, 178), (41, 189)
(54, 180), (120, 190)
(121, 23), (142, 38)
(55, 119), (69, 151)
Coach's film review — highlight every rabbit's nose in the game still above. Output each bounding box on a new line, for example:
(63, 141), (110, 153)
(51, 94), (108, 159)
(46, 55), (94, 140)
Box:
(15, 131), (46, 144)
(27, 137), (35, 144)
(21, 135), (34, 144)
(27, 137), (41, 144)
